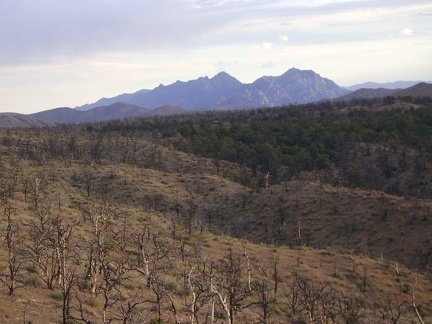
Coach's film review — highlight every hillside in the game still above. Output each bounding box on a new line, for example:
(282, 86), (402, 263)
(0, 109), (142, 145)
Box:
(396, 82), (432, 97)
(338, 88), (398, 100)
(1, 98), (432, 322)
(338, 82), (432, 101)
(346, 81), (428, 91)
(76, 89), (151, 111)
(27, 103), (189, 124)
(0, 113), (57, 128)
(30, 102), (152, 123)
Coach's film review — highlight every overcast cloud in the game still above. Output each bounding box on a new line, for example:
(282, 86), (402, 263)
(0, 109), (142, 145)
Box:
(1, 0), (431, 113)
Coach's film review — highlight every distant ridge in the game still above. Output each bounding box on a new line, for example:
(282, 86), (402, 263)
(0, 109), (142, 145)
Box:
(346, 80), (430, 91)
(395, 82), (432, 97)
(31, 102), (150, 123)
(30, 102), (187, 124)
(338, 88), (398, 101)
(338, 82), (432, 101)
(0, 113), (57, 128)
(76, 90), (150, 111)
(149, 105), (187, 117)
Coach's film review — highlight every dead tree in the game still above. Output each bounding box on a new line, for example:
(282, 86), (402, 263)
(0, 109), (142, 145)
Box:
(1, 203), (24, 295)
(31, 176), (47, 212)
(379, 293), (407, 324)
(211, 246), (253, 324)
(118, 298), (147, 324)
(251, 279), (277, 324)
(286, 275), (301, 316)
(412, 277), (425, 324)
(52, 216), (75, 324)
(294, 273), (330, 323)
(184, 256), (215, 324)
(134, 224), (171, 289)
(297, 219), (302, 246)
(336, 292), (365, 323)
(83, 199), (127, 323)
(264, 172), (271, 189)
(257, 251), (280, 298)
(25, 203), (60, 289)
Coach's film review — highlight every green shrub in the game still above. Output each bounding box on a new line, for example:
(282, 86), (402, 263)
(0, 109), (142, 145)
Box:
(50, 292), (64, 301)
(401, 283), (410, 294)
(88, 298), (98, 308)
(24, 274), (41, 287)
(25, 264), (38, 273)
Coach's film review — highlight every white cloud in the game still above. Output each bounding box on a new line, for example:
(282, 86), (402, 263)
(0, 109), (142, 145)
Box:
(279, 35), (289, 42)
(401, 28), (414, 36)
(262, 42), (273, 50)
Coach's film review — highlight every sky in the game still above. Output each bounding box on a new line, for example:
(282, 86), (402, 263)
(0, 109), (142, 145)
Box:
(0, 0), (431, 114)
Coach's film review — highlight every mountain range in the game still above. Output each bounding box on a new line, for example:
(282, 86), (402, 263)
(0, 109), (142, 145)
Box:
(76, 68), (349, 111)
(1, 68), (431, 127)
(26, 68), (352, 124)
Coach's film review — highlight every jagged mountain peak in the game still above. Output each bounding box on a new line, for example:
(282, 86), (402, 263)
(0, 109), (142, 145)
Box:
(279, 68), (330, 83)
(244, 68), (348, 106)
(212, 71), (237, 81)
(282, 67), (313, 75)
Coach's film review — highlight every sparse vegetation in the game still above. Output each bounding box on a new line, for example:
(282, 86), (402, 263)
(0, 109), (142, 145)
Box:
(0, 98), (432, 322)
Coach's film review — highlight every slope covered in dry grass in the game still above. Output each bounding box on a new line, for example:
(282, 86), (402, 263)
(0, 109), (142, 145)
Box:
(1, 99), (432, 323)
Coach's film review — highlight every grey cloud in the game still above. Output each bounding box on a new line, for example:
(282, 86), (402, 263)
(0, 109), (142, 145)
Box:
(0, 0), (213, 64)
(0, 0), (272, 65)
(1, 0), (430, 65)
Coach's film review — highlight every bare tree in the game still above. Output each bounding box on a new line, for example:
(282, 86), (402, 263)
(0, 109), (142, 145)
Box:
(411, 277), (425, 324)
(336, 292), (365, 323)
(294, 273), (330, 323)
(211, 246), (253, 324)
(258, 251), (280, 297)
(379, 293), (407, 324)
(286, 275), (301, 317)
(25, 203), (59, 289)
(52, 215), (75, 324)
(251, 279), (277, 324)
(134, 221), (171, 289)
(30, 176), (48, 211)
(0, 203), (25, 295)
(83, 198), (129, 323)
(181, 254), (214, 324)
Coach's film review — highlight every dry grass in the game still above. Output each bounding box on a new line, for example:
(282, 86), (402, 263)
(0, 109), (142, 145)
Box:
(0, 136), (432, 322)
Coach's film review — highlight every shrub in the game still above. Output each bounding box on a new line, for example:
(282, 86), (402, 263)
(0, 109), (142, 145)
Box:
(25, 264), (38, 273)
(50, 292), (64, 301)
(401, 283), (410, 294)
(24, 274), (41, 287)
(88, 298), (98, 307)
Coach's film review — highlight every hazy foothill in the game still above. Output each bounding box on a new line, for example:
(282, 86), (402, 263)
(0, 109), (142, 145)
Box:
(1, 68), (432, 323)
